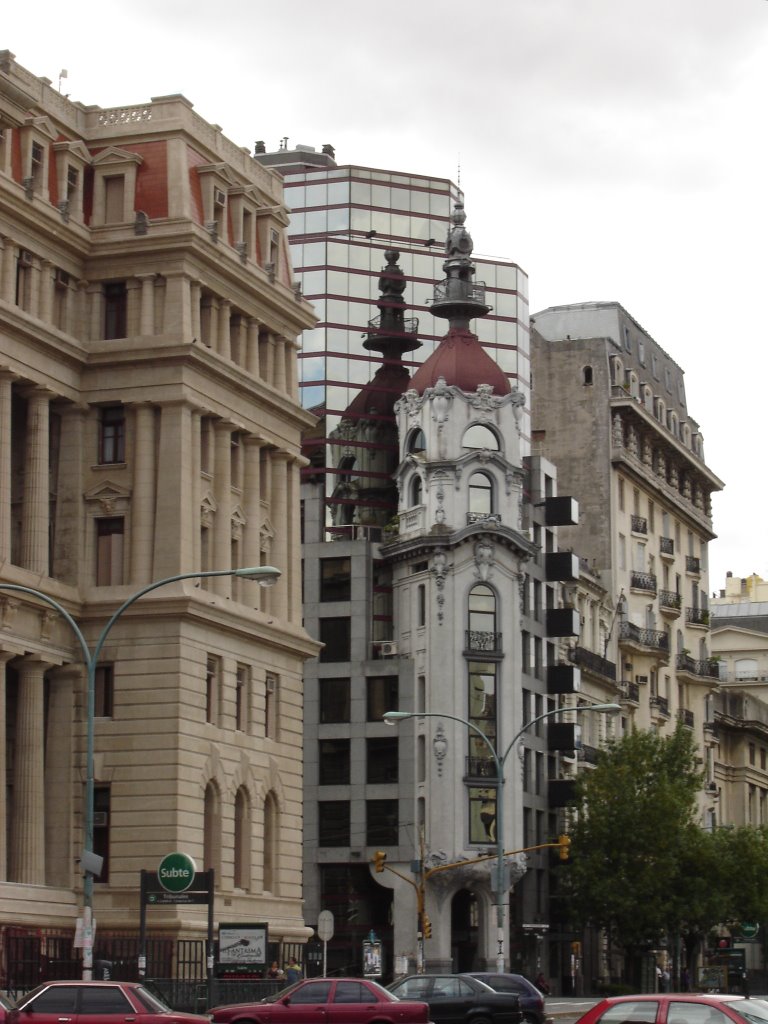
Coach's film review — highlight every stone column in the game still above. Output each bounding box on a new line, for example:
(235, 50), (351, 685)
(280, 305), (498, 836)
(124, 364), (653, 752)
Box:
(243, 436), (264, 610)
(153, 401), (194, 579)
(87, 283), (103, 342)
(273, 336), (287, 394)
(0, 652), (13, 880)
(0, 238), (16, 304)
(286, 339), (299, 401)
(264, 333), (276, 388)
(286, 457), (304, 624)
(212, 421), (233, 597)
(270, 451), (289, 620)
(38, 260), (54, 325)
(130, 404), (156, 584)
(52, 403), (86, 583)
(190, 281), (202, 342)
(0, 372), (14, 564)
(164, 272), (193, 342)
(137, 274), (156, 336)
(10, 657), (49, 884)
(246, 318), (260, 377)
(45, 665), (76, 889)
(231, 315), (246, 368)
(191, 410), (202, 571)
(74, 280), (89, 341)
(21, 388), (51, 575)
(218, 299), (232, 360)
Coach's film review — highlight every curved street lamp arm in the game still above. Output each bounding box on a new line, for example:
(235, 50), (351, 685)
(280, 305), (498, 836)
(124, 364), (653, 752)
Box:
(0, 583), (91, 666)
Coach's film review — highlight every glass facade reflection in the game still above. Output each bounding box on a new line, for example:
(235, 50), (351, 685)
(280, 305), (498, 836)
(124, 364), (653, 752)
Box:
(260, 150), (530, 532)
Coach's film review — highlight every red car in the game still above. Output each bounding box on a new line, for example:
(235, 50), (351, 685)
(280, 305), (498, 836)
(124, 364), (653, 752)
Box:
(575, 993), (768, 1024)
(209, 977), (432, 1024)
(6, 981), (209, 1024)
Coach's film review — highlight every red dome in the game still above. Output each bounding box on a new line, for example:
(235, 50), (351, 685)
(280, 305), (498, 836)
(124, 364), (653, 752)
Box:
(410, 328), (510, 396)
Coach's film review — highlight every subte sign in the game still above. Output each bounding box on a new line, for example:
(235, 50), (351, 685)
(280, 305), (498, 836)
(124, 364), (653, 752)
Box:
(158, 852), (196, 893)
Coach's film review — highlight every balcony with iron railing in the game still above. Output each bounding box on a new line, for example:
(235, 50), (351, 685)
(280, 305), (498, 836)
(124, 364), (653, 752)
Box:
(659, 590), (682, 615)
(686, 555), (701, 575)
(465, 756), (498, 779)
(619, 621), (669, 653)
(677, 707), (695, 728)
(660, 536), (675, 558)
(570, 645), (617, 682)
(631, 515), (648, 535)
(630, 570), (657, 594)
(650, 694), (670, 717)
(464, 630), (503, 655)
(580, 744), (600, 765)
(686, 607), (710, 627)
(676, 652), (721, 679)
(431, 278), (488, 306)
(621, 680), (641, 704)
(365, 313), (420, 339)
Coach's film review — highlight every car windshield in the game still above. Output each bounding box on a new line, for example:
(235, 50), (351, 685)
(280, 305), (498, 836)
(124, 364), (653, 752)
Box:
(261, 982), (307, 1004)
(731, 1000), (768, 1024)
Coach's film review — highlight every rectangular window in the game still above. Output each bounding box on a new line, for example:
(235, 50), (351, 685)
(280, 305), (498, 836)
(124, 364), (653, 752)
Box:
(367, 737), (398, 784)
(319, 739), (350, 785)
(94, 665), (114, 718)
(320, 557), (351, 601)
(99, 406), (126, 464)
(367, 676), (398, 721)
(235, 664), (249, 732)
(265, 672), (279, 738)
(469, 787), (497, 844)
(417, 584), (426, 627)
(94, 784), (110, 882)
(104, 175), (125, 224)
(95, 518), (124, 585)
(30, 141), (45, 189)
(104, 281), (127, 339)
(206, 656), (221, 725)
(319, 617), (351, 662)
(319, 678), (350, 723)
(318, 800), (350, 847)
(366, 799), (398, 846)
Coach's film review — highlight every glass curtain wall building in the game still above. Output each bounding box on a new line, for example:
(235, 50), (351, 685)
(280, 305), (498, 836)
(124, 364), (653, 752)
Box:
(256, 145), (530, 530)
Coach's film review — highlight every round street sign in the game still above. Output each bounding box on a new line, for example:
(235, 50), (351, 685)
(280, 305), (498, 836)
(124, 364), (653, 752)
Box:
(740, 922), (759, 939)
(158, 851), (197, 893)
(317, 910), (334, 941)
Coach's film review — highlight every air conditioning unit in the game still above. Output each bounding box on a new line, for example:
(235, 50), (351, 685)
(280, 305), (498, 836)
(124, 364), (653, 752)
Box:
(378, 641), (398, 657)
(54, 268), (70, 287)
(636, 675), (648, 684)
(93, 811), (108, 827)
(214, 187), (227, 206)
(18, 249), (33, 267)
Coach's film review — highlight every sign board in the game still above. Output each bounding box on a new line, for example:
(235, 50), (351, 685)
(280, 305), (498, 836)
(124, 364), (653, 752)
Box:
(218, 924), (268, 967)
(317, 910), (334, 942)
(157, 852), (197, 893)
(363, 936), (382, 978)
(739, 922), (760, 940)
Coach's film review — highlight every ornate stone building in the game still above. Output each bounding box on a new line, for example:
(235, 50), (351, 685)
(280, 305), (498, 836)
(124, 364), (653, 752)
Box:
(0, 51), (317, 981)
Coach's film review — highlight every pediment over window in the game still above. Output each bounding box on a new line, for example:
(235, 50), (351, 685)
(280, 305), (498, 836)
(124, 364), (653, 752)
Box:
(92, 146), (143, 168)
(84, 480), (132, 515)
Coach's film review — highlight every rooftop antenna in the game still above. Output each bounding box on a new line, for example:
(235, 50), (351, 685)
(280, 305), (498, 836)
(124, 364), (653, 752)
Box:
(457, 152), (461, 187)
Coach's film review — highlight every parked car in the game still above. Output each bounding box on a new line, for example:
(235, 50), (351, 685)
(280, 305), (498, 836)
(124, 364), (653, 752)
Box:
(6, 981), (209, 1024)
(0, 993), (13, 1023)
(210, 977), (432, 1024)
(574, 993), (768, 1024)
(462, 974), (546, 1024)
(389, 974), (522, 1024)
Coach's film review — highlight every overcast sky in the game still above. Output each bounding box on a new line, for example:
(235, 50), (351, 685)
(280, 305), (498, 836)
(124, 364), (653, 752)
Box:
(5, 0), (766, 594)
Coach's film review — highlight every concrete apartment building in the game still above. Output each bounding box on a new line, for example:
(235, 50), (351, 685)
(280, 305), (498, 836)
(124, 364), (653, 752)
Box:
(0, 52), (317, 983)
(531, 303), (724, 809)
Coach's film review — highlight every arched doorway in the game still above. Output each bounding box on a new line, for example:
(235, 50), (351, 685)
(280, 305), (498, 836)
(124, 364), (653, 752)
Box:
(451, 889), (479, 972)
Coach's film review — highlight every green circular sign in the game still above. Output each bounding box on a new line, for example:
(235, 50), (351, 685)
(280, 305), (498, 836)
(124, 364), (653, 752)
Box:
(740, 922), (759, 939)
(158, 852), (197, 893)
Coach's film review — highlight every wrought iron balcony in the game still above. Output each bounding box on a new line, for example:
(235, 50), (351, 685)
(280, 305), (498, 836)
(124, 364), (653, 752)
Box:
(465, 630), (503, 654)
(580, 744), (600, 765)
(676, 653), (721, 679)
(704, 720), (720, 739)
(619, 621), (669, 652)
(686, 555), (701, 574)
(677, 708), (695, 728)
(465, 756), (498, 779)
(659, 590), (682, 613)
(650, 694), (670, 716)
(621, 680), (641, 704)
(660, 536), (675, 557)
(631, 570), (657, 593)
(631, 515), (648, 535)
(571, 645), (617, 682)
(686, 607), (710, 626)
(365, 313), (420, 338)
(432, 278), (487, 305)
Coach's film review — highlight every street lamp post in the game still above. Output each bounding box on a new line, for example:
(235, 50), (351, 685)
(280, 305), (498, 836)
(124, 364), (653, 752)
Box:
(0, 564), (281, 979)
(384, 701), (621, 973)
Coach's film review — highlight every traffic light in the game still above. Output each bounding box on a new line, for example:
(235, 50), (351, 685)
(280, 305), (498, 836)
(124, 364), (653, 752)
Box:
(558, 834), (571, 861)
(373, 850), (387, 873)
(423, 914), (432, 939)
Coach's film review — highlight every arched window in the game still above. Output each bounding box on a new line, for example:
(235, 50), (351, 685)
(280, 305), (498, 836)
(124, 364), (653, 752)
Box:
(407, 428), (426, 454)
(203, 781), (222, 877)
(410, 475), (423, 507)
(462, 424), (499, 451)
(582, 366), (593, 386)
(468, 584), (497, 636)
(468, 472), (493, 518)
(263, 792), (278, 893)
(234, 786), (251, 890)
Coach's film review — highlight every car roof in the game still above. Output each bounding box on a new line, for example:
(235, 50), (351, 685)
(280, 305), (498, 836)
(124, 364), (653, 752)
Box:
(604, 995), (746, 1004)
